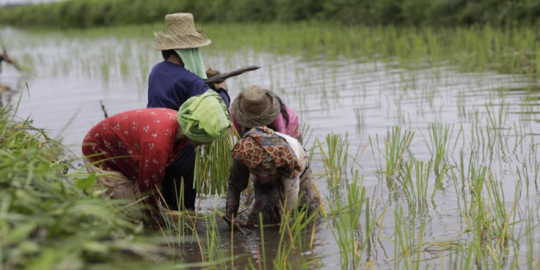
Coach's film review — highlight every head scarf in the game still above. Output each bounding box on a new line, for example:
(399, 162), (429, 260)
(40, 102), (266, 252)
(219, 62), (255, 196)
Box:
(177, 91), (230, 142)
(175, 48), (207, 79)
(232, 127), (302, 178)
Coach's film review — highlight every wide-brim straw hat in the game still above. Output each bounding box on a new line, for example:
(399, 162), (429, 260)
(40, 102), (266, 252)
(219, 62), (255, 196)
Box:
(154, 13), (211, 50)
(231, 85), (281, 128)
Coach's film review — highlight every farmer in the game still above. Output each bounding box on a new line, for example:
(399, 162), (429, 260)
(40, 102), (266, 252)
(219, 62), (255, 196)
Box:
(225, 126), (319, 227)
(147, 13), (230, 210)
(231, 85), (301, 139)
(82, 91), (230, 224)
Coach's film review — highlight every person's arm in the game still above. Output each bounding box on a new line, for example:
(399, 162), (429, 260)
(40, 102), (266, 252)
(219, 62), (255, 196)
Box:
(212, 82), (231, 107)
(226, 159), (250, 219)
(190, 78), (231, 107)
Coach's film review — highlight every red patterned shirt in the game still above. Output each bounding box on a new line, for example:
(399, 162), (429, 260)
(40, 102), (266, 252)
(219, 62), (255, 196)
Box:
(82, 108), (187, 202)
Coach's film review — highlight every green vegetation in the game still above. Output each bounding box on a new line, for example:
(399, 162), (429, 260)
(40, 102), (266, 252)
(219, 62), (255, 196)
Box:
(14, 22), (539, 81)
(1, 0), (539, 28)
(370, 126), (414, 183)
(194, 132), (237, 196)
(317, 133), (350, 188)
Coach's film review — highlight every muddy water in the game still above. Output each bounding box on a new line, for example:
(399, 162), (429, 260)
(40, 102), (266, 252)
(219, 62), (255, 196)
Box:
(2, 26), (540, 269)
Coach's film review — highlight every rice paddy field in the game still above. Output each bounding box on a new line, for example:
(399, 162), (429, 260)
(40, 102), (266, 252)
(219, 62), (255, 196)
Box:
(2, 23), (540, 269)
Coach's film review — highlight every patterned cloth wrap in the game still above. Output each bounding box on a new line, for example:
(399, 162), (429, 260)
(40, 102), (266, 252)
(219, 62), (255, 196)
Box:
(177, 90), (230, 142)
(232, 126), (302, 178)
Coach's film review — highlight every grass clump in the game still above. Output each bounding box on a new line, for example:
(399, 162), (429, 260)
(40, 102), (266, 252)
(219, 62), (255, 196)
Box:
(317, 133), (350, 188)
(370, 126), (414, 184)
(322, 171), (374, 269)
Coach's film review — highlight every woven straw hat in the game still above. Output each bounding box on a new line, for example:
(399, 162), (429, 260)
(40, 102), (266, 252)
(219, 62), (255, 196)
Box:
(154, 13), (211, 50)
(231, 85), (281, 128)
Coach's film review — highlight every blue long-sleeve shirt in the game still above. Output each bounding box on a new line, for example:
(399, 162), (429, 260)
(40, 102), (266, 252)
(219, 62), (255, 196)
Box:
(147, 61), (230, 110)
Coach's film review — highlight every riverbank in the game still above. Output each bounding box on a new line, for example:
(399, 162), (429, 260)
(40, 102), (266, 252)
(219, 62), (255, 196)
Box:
(0, 0), (538, 28)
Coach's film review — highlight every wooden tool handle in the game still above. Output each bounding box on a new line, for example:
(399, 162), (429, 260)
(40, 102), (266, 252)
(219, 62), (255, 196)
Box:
(205, 66), (260, 85)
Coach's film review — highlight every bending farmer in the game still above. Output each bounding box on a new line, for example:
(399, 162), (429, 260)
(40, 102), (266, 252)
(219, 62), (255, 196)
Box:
(82, 91), (230, 224)
(226, 126), (320, 227)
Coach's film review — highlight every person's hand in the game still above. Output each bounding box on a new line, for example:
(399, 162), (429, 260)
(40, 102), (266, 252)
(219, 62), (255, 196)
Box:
(223, 215), (245, 232)
(212, 81), (228, 91)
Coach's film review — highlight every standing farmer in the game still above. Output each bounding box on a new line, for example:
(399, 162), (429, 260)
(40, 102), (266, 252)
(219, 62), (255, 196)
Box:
(83, 91), (230, 224)
(147, 13), (230, 210)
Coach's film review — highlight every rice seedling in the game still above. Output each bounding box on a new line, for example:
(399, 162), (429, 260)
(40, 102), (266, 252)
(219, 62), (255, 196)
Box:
(369, 126), (415, 185)
(485, 100), (511, 152)
(317, 133), (350, 188)
(272, 203), (321, 270)
(321, 171), (373, 269)
(354, 108), (365, 134)
(399, 159), (431, 211)
(423, 122), (457, 176)
(194, 132), (238, 196)
(392, 206), (426, 270)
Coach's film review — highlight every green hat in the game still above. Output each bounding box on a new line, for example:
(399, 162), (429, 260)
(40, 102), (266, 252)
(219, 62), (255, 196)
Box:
(177, 91), (230, 142)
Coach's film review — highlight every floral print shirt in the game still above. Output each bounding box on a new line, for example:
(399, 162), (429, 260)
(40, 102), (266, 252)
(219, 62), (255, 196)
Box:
(82, 108), (187, 204)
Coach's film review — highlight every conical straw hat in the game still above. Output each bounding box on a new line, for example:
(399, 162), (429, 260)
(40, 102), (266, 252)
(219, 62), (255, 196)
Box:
(231, 85), (281, 128)
(154, 13), (211, 50)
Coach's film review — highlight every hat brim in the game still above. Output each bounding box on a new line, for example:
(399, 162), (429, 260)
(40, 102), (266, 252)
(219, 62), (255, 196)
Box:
(231, 93), (281, 128)
(154, 31), (212, 50)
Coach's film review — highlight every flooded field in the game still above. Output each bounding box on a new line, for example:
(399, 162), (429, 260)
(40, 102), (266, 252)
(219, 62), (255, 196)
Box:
(2, 25), (540, 269)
